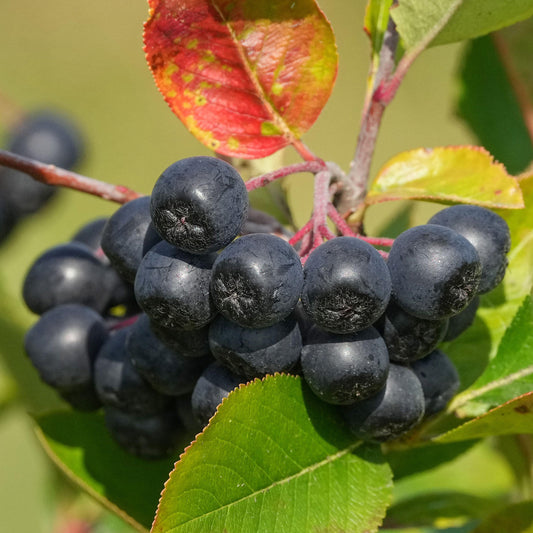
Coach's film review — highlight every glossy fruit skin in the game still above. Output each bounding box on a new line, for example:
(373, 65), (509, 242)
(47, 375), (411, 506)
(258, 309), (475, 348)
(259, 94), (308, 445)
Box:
(23, 242), (115, 315)
(150, 156), (248, 254)
(126, 313), (211, 396)
(300, 326), (389, 405)
(101, 196), (161, 283)
(375, 300), (448, 364)
(24, 304), (108, 393)
(387, 225), (482, 320)
(134, 241), (217, 330)
(428, 205), (511, 294)
(342, 363), (425, 442)
(301, 237), (391, 334)
(104, 406), (182, 459)
(411, 349), (460, 417)
(94, 328), (171, 415)
(211, 233), (303, 328)
(209, 313), (302, 379)
(191, 361), (244, 427)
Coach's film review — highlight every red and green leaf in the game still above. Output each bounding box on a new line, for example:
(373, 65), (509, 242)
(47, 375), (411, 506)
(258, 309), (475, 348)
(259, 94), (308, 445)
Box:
(143, 0), (338, 159)
(367, 145), (524, 208)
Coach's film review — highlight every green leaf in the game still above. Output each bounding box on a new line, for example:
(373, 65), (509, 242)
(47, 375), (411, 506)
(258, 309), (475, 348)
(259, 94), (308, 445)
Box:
(385, 491), (500, 528)
(471, 501), (533, 533)
(35, 411), (183, 532)
(152, 375), (392, 533)
(436, 392), (533, 444)
(392, 0), (533, 50)
(365, 0), (394, 57)
(367, 146), (524, 208)
(449, 296), (533, 417)
(456, 35), (533, 175)
(386, 440), (477, 481)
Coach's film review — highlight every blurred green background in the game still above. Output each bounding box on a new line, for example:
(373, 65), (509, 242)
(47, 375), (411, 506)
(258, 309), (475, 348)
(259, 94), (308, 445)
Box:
(0, 1), (513, 532)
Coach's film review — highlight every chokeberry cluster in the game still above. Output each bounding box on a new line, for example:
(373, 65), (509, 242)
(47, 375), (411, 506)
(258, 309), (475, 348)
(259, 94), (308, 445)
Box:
(22, 155), (511, 457)
(0, 111), (84, 242)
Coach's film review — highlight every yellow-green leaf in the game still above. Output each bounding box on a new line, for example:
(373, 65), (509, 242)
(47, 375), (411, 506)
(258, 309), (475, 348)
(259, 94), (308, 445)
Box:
(367, 146), (524, 208)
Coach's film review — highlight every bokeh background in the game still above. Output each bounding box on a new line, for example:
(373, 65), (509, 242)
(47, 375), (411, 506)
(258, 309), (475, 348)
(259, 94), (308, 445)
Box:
(0, 1), (517, 532)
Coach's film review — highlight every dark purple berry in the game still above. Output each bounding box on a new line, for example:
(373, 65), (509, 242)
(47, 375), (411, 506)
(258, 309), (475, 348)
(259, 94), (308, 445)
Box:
(342, 363), (425, 442)
(134, 241), (217, 330)
(388, 225), (481, 320)
(428, 205), (510, 293)
(211, 233), (303, 328)
(301, 237), (391, 333)
(300, 326), (389, 405)
(150, 156), (248, 254)
(208, 313), (302, 379)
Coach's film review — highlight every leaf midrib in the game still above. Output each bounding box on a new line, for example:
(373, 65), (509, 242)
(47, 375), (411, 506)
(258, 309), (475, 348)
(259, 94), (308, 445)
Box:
(209, 0), (297, 142)
(158, 440), (362, 532)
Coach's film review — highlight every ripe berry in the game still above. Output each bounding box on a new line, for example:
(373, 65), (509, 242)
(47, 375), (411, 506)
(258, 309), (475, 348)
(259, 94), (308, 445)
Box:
(150, 156), (248, 254)
(411, 349), (460, 417)
(428, 205), (511, 293)
(375, 300), (448, 364)
(208, 313), (302, 379)
(104, 406), (182, 459)
(443, 296), (480, 341)
(126, 314), (211, 396)
(101, 196), (161, 283)
(387, 225), (481, 320)
(301, 237), (391, 334)
(23, 242), (115, 315)
(191, 362), (244, 427)
(24, 304), (108, 393)
(342, 363), (425, 442)
(211, 233), (303, 328)
(0, 111), (84, 216)
(300, 326), (389, 405)
(134, 241), (217, 330)
(94, 328), (171, 415)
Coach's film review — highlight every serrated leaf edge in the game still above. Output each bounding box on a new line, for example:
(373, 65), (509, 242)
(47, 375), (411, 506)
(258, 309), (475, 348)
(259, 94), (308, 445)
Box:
(151, 373), (386, 533)
(368, 144), (525, 208)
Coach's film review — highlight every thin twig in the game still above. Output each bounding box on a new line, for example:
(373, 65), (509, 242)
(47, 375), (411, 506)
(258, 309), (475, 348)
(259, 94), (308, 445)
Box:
(246, 160), (325, 192)
(341, 11), (400, 216)
(0, 149), (142, 204)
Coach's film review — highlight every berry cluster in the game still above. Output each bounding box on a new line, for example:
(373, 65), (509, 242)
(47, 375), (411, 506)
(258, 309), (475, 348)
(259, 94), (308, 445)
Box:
(23, 156), (511, 457)
(0, 111), (84, 241)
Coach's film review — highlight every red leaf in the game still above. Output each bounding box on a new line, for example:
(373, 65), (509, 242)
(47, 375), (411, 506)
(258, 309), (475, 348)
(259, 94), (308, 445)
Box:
(144, 0), (338, 159)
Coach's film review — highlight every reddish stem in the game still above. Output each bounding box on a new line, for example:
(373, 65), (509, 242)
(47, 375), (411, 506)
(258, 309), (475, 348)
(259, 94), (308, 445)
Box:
(292, 139), (321, 162)
(109, 314), (140, 331)
(327, 203), (357, 237)
(362, 235), (395, 247)
(246, 160), (325, 192)
(289, 219), (313, 246)
(0, 149), (142, 204)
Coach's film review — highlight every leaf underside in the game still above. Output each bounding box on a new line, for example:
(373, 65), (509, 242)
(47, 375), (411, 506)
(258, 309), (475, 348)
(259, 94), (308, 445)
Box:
(392, 0), (533, 50)
(143, 0), (338, 158)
